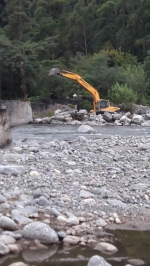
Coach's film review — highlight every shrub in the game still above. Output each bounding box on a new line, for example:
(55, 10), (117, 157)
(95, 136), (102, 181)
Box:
(108, 82), (138, 105)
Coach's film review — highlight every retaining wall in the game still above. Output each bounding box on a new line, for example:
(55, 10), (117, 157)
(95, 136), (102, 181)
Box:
(0, 107), (12, 147)
(0, 101), (33, 127)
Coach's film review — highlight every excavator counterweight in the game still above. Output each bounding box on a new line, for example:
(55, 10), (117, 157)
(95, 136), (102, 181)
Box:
(49, 68), (120, 114)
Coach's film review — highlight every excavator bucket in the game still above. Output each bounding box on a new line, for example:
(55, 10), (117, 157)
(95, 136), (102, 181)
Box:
(49, 68), (62, 76)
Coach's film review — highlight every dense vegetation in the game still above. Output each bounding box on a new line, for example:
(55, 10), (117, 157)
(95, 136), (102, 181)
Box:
(0, 0), (150, 105)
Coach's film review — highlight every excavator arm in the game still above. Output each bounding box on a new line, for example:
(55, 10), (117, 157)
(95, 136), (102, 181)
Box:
(49, 68), (100, 112)
(49, 68), (120, 113)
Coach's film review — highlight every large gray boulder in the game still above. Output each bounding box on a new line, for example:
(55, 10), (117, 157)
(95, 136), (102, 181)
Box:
(77, 125), (96, 134)
(22, 222), (59, 244)
(132, 115), (144, 125)
(103, 112), (113, 122)
(87, 255), (112, 266)
(120, 115), (131, 125)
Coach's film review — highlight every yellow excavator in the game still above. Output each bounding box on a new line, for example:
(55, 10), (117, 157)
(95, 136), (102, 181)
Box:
(49, 68), (120, 114)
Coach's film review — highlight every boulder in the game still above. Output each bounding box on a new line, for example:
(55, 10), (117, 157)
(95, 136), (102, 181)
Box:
(0, 216), (17, 231)
(78, 109), (88, 114)
(77, 125), (96, 134)
(94, 242), (118, 254)
(87, 255), (112, 266)
(54, 109), (62, 115)
(103, 112), (113, 122)
(132, 115), (144, 125)
(22, 221), (59, 244)
(120, 115), (131, 124)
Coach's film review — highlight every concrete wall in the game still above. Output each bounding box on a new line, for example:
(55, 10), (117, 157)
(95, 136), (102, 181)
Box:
(0, 108), (12, 147)
(0, 101), (33, 127)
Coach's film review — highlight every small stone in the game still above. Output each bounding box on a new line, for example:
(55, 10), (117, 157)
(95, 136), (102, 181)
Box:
(95, 218), (107, 227)
(57, 215), (67, 223)
(0, 242), (10, 255)
(30, 171), (40, 177)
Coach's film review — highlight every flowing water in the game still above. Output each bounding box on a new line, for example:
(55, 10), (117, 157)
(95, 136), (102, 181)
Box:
(3, 124), (150, 266)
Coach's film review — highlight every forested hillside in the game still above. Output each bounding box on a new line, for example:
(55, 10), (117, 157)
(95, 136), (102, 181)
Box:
(0, 0), (150, 105)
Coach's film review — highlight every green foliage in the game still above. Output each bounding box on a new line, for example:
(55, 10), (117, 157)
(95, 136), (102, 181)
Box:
(95, 48), (137, 67)
(47, 110), (54, 117)
(0, 0), (150, 104)
(82, 99), (93, 112)
(108, 82), (138, 105)
(28, 96), (37, 102)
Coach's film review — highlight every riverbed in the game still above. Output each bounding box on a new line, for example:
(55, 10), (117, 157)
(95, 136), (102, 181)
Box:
(2, 124), (150, 266)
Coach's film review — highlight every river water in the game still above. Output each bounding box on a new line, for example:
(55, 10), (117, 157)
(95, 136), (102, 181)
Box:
(11, 124), (150, 143)
(3, 124), (150, 266)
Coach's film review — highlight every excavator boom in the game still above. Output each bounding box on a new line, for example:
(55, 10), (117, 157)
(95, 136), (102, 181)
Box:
(49, 68), (120, 113)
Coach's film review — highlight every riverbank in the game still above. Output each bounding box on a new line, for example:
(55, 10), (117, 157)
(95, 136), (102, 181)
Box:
(0, 124), (150, 263)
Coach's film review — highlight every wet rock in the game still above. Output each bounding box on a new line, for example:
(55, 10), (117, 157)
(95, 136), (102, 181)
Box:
(94, 242), (118, 254)
(57, 231), (67, 241)
(0, 242), (10, 255)
(0, 165), (25, 176)
(0, 216), (17, 231)
(87, 255), (112, 266)
(23, 221), (59, 244)
(128, 259), (145, 266)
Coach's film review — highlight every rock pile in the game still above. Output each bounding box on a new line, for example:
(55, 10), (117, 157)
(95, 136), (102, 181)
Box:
(34, 105), (150, 127)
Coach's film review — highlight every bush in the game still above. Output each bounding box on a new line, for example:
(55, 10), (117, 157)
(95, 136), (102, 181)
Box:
(108, 82), (138, 105)
(82, 99), (93, 111)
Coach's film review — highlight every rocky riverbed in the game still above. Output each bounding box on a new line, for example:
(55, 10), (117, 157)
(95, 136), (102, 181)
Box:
(1, 115), (150, 266)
